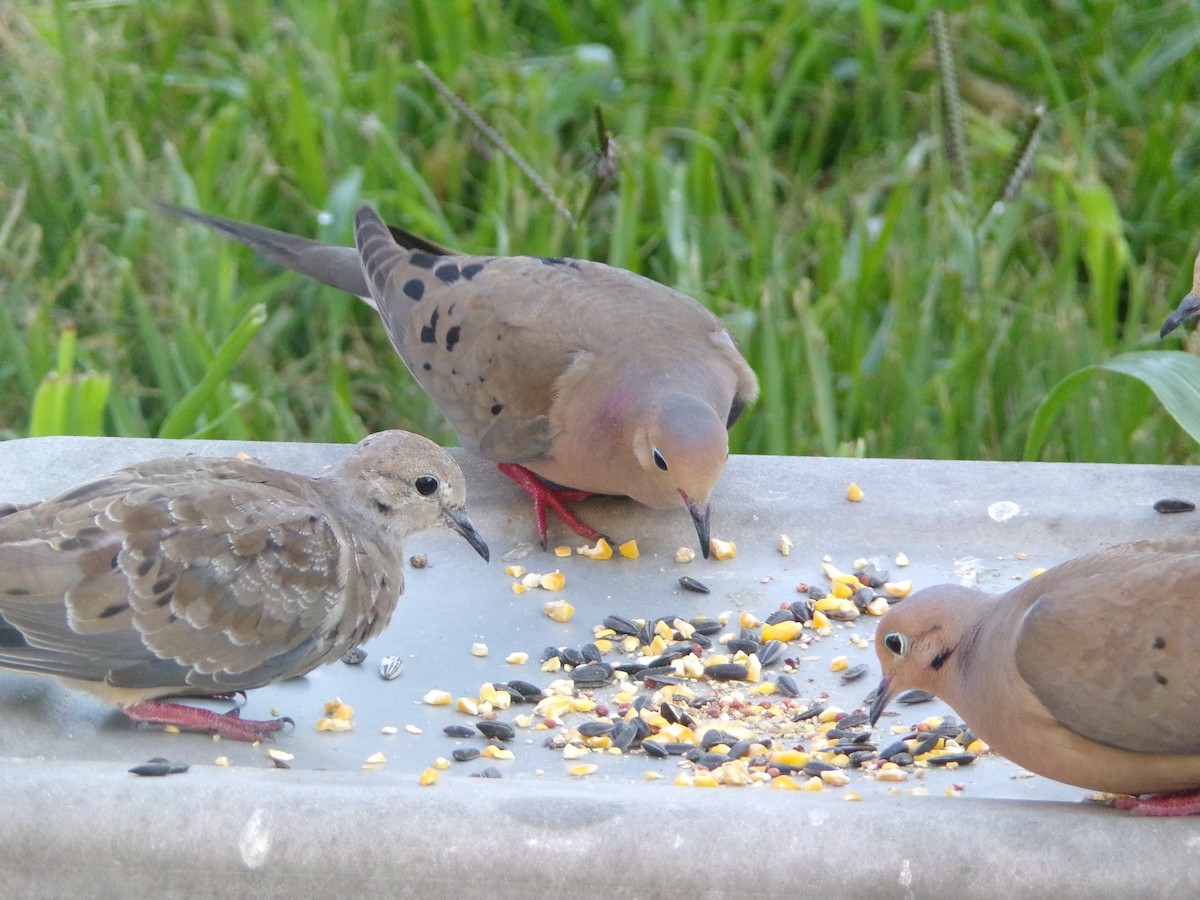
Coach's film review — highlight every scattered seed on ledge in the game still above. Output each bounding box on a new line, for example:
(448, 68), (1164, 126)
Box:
(410, 554), (429, 569)
(128, 757), (190, 777)
(896, 689), (936, 705)
(341, 647), (367, 665)
(380, 656), (403, 680)
(1154, 498), (1195, 514)
(679, 575), (710, 594)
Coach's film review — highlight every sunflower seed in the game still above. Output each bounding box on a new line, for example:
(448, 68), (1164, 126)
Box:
(443, 724), (476, 738)
(452, 748), (481, 762)
(341, 648), (368, 665)
(678, 575), (710, 594)
(476, 721), (516, 742)
(1154, 498), (1196, 514)
(379, 656), (403, 680)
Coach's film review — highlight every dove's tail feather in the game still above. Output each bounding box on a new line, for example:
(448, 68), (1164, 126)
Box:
(157, 202), (375, 301)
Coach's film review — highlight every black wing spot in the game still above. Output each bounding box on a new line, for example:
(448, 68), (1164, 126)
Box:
(137, 558), (155, 577)
(410, 251), (437, 269)
(152, 575), (175, 595)
(445, 325), (461, 351)
(1155, 670), (1169, 686)
(462, 263), (483, 280)
(155, 593), (173, 608)
(58, 536), (89, 551)
(403, 279), (425, 301)
(1153, 636), (1166, 650)
(5, 587), (30, 596)
(435, 264), (461, 284)
(98, 603), (128, 620)
(420, 309), (440, 344)
(491, 403), (504, 416)
(422, 362), (432, 371)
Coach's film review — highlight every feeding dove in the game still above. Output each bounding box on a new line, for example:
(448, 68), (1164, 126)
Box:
(161, 202), (758, 557)
(1159, 247), (1200, 337)
(869, 537), (1200, 815)
(0, 430), (488, 741)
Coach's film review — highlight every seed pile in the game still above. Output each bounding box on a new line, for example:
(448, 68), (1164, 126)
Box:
(422, 554), (986, 794)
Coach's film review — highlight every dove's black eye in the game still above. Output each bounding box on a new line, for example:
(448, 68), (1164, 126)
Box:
(883, 633), (906, 656)
(651, 448), (668, 471)
(415, 475), (439, 496)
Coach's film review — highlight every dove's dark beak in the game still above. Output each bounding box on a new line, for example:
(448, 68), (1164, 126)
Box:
(445, 508), (490, 562)
(1161, 292), (1200, 338)
(681, 491), (711, 559)
(868, 674), (896, 726)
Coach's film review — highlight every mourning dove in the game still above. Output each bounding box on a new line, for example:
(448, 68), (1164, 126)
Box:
(161, 203), (759, 557)
(1159, 247), (1200, 337)
(869, 538), (1200, 815)
(0, 430), (488, 741)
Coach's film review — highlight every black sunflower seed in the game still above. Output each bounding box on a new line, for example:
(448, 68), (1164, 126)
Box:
(678, 576), (710, 594)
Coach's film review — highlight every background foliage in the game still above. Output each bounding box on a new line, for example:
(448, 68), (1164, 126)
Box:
(2, 1), (1199, 464)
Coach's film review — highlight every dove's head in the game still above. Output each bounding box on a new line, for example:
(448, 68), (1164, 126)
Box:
(868, 585), (983, 726)
(632, 393), (730, 558)
(340, 430), (489, 561)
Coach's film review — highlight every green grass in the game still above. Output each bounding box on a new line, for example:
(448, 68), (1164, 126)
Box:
(2, 1), (1199, 465)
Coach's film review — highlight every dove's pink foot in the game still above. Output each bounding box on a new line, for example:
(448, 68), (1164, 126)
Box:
(123, 701), (293, 742)
(1114, 789), (1200, 816)
(497, 463), (601, 548)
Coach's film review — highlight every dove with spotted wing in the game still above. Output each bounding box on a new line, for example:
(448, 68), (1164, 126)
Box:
(869, 537), (1200, 815)
(161, 203), (758, 557)
(0, 430), (488, 741)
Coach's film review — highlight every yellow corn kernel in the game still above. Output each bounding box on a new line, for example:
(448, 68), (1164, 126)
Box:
(738, 610), (760, 629)
(571, 697), (597, 714)
(433, 757), (451, 770)
(323, 698), (346, 715)
(657, 722), (698, 745)
(710, 538), (737, 560)
(866, 597), (890, 617)
(812, 610), (832, 634)
(673, 617), (695, 639)
(456, 697), (479, 716)
(363, 752), (387, 768)
(674, 773), (694, 787)
(768, 749), (811, 768)
(618, 540), (640, 559)
(554, 546), (572, 558)
(470, 642), (488, 657)
(569, 764), (599, 777)
(504, 564), (527, 578)
(540, 656), (562, 673)
(884, 580), (913, 598)
(506, 651), (529, 665)
(540, 571), (566, 591)
(267, 748), (294, 763)
(315, 716), (352, 732)
(214, 756), (230, 767)
(746, 653), (762, 683)
(846, 483), (863, 502)
(967, 738), (989, 754)
(422, 689), (452, 706)
(544, 599), (574, 622)
(778, 534), (793, 556)
(876, 764), (909, 782)
(830, 655), (849, 673)
(481, 745), (515, 760)
(760, 620), (803, 643)
(751, 682), (777, 696)
(419, 767), (440, 786)
(801, 776), (825, 792)
(644, 771), (663, 781)
(1030, 567), (1046, 579)
(844, 791), (862, 802)
(593, 638), (613, 654)
(655, 619), (675, 641)
(675, 547), (696, 564)
(830, 582), (854, 600)
(512, 583), (527, 595)
(693, 771), (719, 788)
(621, 635), (641, 654)
(577, 538), (613, 560)
(771, 774), (801, 791)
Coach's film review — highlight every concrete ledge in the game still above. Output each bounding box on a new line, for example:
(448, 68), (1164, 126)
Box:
(1, 437), (1198, 897)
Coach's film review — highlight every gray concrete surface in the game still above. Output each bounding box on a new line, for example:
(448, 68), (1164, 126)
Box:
(1, 436), (1199, 898)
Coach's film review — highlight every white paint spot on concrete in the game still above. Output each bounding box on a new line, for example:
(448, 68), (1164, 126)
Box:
(953, 556), (983, 587)
(987, 500), (1020, 523)
(239, 808), (272, 870)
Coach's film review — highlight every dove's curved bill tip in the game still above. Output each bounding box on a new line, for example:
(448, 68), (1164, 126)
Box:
(868, 674), (895, 726)
(1161, 293), (1200, 338)
(682, 492), (711, 559)
(445, 508), (490, 562)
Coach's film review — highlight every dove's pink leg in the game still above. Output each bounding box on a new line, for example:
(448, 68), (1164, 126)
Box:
(497, 463), (601, 548)
(1115, 790), (1200, 816)
(123, 701), (293, 742)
